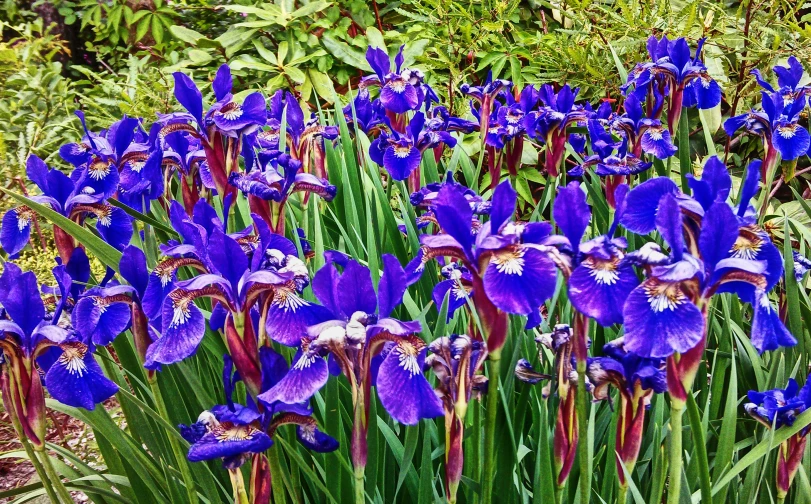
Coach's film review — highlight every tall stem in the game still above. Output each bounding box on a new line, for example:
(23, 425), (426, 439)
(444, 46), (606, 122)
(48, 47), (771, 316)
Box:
(36, 448), (74, 503)
(574, 314), (591, 504)
(618, 485), (628, 504)
(16, 430), (59, 503)
(229, 469), (250, 504)
(667, 404), (685, 504)
(354, 464), (366, 504)
(481, 352), (501, 504)
(149, 377), (199, 504)
(575, 359), (590, 503)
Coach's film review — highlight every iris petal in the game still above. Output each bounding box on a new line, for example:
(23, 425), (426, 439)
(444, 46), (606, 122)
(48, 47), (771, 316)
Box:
(45, 344), (119, 410)
(376, 340), (444, 425)
(622, 280), (704, 358)
(483, 246), (557, 315)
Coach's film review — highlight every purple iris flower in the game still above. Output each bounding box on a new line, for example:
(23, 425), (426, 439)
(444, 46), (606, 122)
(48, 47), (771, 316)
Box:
(750, 56), (811, 111)
(726, 89), (810, 169)
(569, 120), (653, 178)
(265, 90), (338, 179)
(139, 202), (299, 377)
(369, 111), (456, 181)
(745, 374), (811, 499)
(1, 155), (133, 259)
(1, 263), (117, 421)
(619, 156), (793, 356)
(746, 376), (811, 431)
(523, 84), (592, 176)
(343, 89), (387, 135)
(607, 92), (678, 160)
(586, 338), (666, 488)
(229, 152), (336, 234)
(180, 351), (337, 470)
(624, 36), (722, 131)
(555, 182), (639, 326)
(361, 45), (435, 114)
(410, 180), (565, 343)
(258, 254), (443, 426)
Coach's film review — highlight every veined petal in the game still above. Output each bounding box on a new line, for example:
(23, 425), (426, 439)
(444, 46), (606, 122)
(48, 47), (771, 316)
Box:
(296, 424), (339, 453)
(483, 246), (557, 315)
(641, 124), (678, 159)
(144, 290), (207, 368)
(44, 343), (119, 410)
(96, 206), (134, 251)
(772, 122), (811, 161)
(380, 79), (419, 113)
(72, 294), (132, 346)
(376, 336), (444, 425)
(623, 279), (704, 358)
(383, 142), (421, 181)
(188, 424), (272, 463)
(751, 291), (796, 353)
(1, 207), (34, 256)
(267, 290), (334, 346)
(256, 345), (328, 406)
(568, 257), (638, 326)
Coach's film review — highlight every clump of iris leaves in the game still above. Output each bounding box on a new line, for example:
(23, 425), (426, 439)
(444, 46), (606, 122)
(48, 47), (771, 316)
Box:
(1, 35), (811, 504)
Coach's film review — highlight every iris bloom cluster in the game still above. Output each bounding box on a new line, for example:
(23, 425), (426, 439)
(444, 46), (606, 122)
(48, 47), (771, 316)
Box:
(725, 56), (810, 181)
(746, 376), (811, 501)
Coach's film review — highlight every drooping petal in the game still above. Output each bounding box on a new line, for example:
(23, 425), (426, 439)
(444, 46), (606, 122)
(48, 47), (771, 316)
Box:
(1, 207), (33, 256)
(568, 258), (638, 326)
(44, 343), (119, 410)
(96, 206), (133, 251)
(751, 290), (797, 353)
(772, 122), (811, 161)
(382, 141), (421, 181)
(72, 294), (132, 346)
(640, 124), (678, 159)
(188, 426), (272, 463)
(296, 424), (339, 452)
(256, 347), (328, 406)
(622, 280), (704, 358)
(267, 291), (334, 346)
(144, 292), (207, 368)
(376, 337), (444, 425)
(483, 246), (557, 315)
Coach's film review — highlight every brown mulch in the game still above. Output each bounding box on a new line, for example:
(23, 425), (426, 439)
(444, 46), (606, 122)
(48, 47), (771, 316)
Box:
(0, 404), (107, 503)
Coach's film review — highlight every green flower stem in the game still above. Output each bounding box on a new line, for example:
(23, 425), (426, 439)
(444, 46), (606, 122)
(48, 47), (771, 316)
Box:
(354, 463), (366, 504)
(148, 376), (199, 504)
(667, 404), (685, 504)
(481, 351), (501, 504)
(14, 427), (59, 503)
(229, 469), (250, 504)
(35, 447), (73, 503)
(575, 358), (590, 504)
(618, 485), (628, 504)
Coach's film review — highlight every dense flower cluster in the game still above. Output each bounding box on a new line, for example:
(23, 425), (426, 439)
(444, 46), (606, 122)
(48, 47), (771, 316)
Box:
(0, 37), (807, 504)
